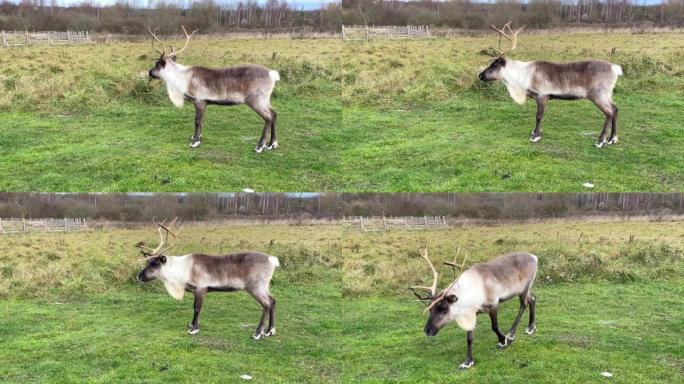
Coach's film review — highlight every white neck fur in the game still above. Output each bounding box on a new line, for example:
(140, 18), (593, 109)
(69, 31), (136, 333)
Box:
(500, 60), (532, 105)
(159, 254), (192, 300)
(160, 61), (190, 108)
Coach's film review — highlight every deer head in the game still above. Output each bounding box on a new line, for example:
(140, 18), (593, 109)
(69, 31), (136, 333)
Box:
(147, 26), (198, 79)
(136, 218), (181, 282)
(479, 22), (525, 82)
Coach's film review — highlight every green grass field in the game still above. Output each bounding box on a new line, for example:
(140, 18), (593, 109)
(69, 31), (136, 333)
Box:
(1, 32), (683, 191)
(1, 219), (682, 382)
(340, 219), (684, 383)
(341, 32), (684, 191)
(0, 224), (343, 383)
(0, 38), (343, 191)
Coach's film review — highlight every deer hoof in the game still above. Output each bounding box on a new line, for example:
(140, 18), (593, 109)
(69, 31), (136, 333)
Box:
(252, 331), (265, 340)
(497, 334), (514, 348)
(187, 326), (200, 335)
(267, 141), (278, 150)
(265, 328), (276, 337)
(189, 140), (201, 148)
(595, 139), (607, 148)
(529, 136), (541, 143)
(459, 360), (474, 369)
(607, 136), (618, 145)
(255, 144), (266, 154)
(525, 325), (536, 335)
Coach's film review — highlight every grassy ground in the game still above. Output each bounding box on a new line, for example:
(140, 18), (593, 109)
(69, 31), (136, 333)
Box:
(0, 38), (343, 191)
(0, 224), (342, 383)
(340, 282), (683, 383)
(2, 32), (683, 191)
(341, 32), (684, 191)
(0, 220), (682, 382)
(340, 219), (683, 383)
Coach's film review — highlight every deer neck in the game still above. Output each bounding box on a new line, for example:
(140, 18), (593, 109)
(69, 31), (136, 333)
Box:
(161, 61), (190, 108)
(159, 255), (192, 300)
(500, 59), (532, 105)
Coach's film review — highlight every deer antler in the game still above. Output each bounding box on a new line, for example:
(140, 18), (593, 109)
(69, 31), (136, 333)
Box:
(147, 27), (166, 56)
(168, 25), (197, 57)
(137, 218), (181, 258)
(443, 245), (468, 279)
(409, 243), (439, 302)
(488, 21), (525, 59)
(421, 244), (469, 314)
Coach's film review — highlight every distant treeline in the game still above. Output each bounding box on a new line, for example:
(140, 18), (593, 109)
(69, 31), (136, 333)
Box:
(342, 0), (684, 29)
(0, 0), (340, 34)
(0, 193), (682, 222)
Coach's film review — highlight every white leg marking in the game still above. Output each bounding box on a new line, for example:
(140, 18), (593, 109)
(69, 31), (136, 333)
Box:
(459, 361), (474, 369)
(255, 145), (266, 154)
(267, 141), (279, 150)
(595, 139), (607, 148)
(497, 334), (514, 348)
(607, 136), (618, 145)
(188, 328), (200, 335)
(252, 331), (265, 340)
(265, 328), (276, 337)
(190, 140), (201, 148)
(525, 325), (536, 335)
(529, 136), (541, 143)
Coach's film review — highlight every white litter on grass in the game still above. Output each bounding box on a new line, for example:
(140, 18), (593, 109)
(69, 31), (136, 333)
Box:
(583, 182), (595, 188)
(601, 372), (613, 378)
(240, 374), (253, 380)
(243, 188), (255, 193)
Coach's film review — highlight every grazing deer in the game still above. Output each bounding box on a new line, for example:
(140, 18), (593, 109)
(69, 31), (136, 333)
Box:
(478, 23), (623, 148)
(147, 26), (281, 152)
(410, 244), (538, 370)
(136, 219), (279, 339)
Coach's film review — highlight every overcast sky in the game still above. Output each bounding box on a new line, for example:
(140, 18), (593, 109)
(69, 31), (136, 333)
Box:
(18, 0), (666, 9)
(50, 0), (338, 10)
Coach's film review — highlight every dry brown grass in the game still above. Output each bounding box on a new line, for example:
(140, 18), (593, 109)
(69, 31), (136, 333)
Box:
(0, 223), (341, 298)
(342, 219), (684, 296)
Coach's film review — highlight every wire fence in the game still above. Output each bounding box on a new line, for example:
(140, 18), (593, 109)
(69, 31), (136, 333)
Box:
(342, 25), (431, 40)
(1, 30), (90, 47)
(0, 218), (89, 234)
(342, 216), (447, 232)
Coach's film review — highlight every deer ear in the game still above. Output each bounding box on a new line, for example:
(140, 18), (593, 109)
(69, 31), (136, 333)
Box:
(445, 294), (458, 304)
(159, 255), (167, 264)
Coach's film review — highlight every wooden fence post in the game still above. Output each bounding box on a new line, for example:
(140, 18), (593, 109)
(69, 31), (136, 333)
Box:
(25, 30), (29, 45)
(1, 31), (6, 47)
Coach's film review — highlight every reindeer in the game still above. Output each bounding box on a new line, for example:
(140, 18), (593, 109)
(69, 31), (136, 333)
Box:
(147, 26), (280, 152)
(478, 23), (623, 148)
(410, 244), (538, 370)
(136, 219), (279, 339)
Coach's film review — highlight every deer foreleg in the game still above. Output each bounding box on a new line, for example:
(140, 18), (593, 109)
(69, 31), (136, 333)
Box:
(459, 330), (475, 369)
(188, 288), (207, 335)
(531, 95), (548, 143)
(191, 101), (206, 148)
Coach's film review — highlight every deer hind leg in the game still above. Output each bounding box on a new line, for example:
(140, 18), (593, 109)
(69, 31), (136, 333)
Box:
(188, 288), (207, 335)
(591, 95), (614, 148)
(608, 103), (619, 145)
(525, 294), (537, 335)
(190, 101), (206, 148)
(267, 108), (278, 150)
(530, 95), (548, 143)
(506, 294), (528, 340)
(248, 287), (272, 340)
(264, 295), (276, 337)
(489, 309), (510, 348)
(247, 99), (273, 154)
